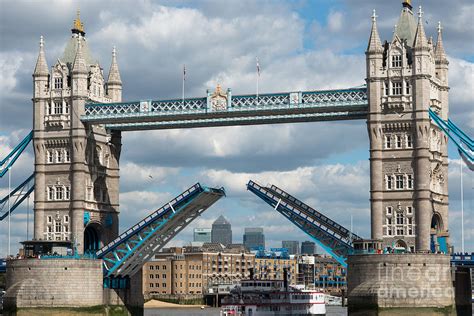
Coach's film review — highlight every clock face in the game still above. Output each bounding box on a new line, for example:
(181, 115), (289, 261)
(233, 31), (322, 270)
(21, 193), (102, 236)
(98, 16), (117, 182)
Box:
(211, 96), (227, 111)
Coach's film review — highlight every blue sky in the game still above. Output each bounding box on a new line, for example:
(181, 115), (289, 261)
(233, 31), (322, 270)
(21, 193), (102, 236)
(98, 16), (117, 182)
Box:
(0, 0), (472, 257)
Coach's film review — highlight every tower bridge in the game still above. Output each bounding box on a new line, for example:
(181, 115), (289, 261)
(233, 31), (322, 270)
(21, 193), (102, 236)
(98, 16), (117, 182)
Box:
(1, 1), (473, 313)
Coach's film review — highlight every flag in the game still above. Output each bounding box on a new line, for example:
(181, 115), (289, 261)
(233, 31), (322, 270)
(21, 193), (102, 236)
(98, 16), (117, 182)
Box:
(183, 64), (186, 81)
(256, 57), (260, 77)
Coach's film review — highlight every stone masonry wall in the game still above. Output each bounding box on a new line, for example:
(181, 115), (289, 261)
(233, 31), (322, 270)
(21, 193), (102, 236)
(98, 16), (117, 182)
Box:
(4, 258), (103, 309)
(347, 253), (454, 311)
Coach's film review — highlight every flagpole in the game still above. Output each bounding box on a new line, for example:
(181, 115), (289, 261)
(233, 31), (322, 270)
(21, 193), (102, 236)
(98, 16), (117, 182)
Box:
(8, 165), (11, 257)
(460, 159), (464, 253)
(182, 64), (185, 105)
(256, 57), (260, 105)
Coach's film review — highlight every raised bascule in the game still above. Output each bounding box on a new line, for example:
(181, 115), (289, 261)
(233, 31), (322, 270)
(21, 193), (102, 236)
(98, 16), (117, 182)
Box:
(1, 1), (473, 314)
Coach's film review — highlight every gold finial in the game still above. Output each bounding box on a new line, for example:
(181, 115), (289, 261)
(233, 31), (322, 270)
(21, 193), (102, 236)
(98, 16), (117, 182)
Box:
(402, 0), (413, 10)
(72, 9), (85, 34)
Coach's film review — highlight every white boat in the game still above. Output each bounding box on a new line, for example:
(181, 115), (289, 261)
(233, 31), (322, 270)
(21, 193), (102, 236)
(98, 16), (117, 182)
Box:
(221, 279), (326, 315)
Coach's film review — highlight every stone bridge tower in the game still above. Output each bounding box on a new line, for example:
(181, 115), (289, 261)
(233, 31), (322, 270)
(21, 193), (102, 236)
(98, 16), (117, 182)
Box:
(32, 12), (122, 254)
(366, 1), (449, 252)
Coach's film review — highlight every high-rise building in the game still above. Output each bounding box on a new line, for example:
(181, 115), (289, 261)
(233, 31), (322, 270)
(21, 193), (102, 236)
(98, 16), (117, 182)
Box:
(301, 241), (316, 255)
(282, 240), (300, 255)
(243, 227), (265, 250)
(211, 215), (232, 245)
(193, 228), (211, 243)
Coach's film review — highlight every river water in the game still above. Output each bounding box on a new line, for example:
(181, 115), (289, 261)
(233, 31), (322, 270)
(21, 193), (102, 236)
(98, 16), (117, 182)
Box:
(144, 306), (348, 315)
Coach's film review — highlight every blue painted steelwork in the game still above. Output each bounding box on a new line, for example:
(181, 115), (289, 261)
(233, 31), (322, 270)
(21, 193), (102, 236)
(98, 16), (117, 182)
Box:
(81, 87), (368, 130)
(0, 131), (33, 177)
(451, 253), (474, 267)
(247, 180), (358, 268)
(429, 109), (473, 162)
(0, 173), (35, 221)
(97, 183), (225, 278)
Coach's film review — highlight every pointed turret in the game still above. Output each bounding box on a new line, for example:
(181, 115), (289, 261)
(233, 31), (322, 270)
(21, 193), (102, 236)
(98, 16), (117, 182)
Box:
(367, 10), (383, 53)
(34, 36), (49, 76)
(107, 46), (122, 85)
(107, 46), (122, 102)
(435, 21), (448, 62)
(413, 6), (428, 49)
(72, 36), (87, 74)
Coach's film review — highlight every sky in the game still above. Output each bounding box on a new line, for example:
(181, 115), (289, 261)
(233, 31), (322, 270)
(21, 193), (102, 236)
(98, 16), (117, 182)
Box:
(0, 0), (473, 257)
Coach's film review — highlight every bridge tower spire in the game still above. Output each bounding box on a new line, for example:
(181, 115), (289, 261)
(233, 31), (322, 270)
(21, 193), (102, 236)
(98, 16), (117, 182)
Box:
(107, 46), (122, 102)
(366, 2), (450, 253)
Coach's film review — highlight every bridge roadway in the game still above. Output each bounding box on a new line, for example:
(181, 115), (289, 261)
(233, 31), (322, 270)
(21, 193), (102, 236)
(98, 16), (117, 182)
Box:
(81, 87), (368, 130)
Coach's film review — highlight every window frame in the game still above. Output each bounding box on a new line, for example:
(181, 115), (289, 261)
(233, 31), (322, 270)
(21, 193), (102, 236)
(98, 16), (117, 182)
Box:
(392, 81), (402, 95)
(391, 54), (402, 68)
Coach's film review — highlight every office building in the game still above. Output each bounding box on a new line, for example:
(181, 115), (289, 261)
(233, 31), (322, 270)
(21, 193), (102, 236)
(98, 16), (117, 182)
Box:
(211, 215), (232, 245)
(243, 227), (265, 250)
(193, 228), (212, 243)
(282, 240), (300, 255)
(301, 241), (316, 255)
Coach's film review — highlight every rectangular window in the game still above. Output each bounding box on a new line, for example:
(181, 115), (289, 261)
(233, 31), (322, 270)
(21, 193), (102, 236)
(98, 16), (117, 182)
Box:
(405, 80), (411, 94)
(391, 55), (402, 68)
(406, 135), (413, 148)
(64, 149), (70, 162)
(396, 228), (404, 236)
(47, 215), (53, 224)
(56, 150), (62, 163)
(150, 274), (154, 279)
(162, 274), (166, 279)
(47, 151), (53, 163)
(54, 101), (62, 114)
(396, 175), (404, 189)
(396, 135), (402, 148)
(392, 82), (402, 95)
(386, 217), (392, 225)
(162, 283), (166, 288)
(406, 206), (413, 215)
(65, 186), (70, 200)
(64, 225), (69, 232)
(48, 226), (53, 233)
(55, 186), (64, 200)
(385, 135), (392, 149)
(64, 215), (69, 223)
(47, 102), (53, 115)
(54, 77), (63, 89)
(64, 102), (69, 114)
(387, 175), (393, 190)
(48, 187), (54, 200)
(407, 175), (414, 189)
(55, 221), (61, 233)
(150, 283), (153, 288)
(384, 81), (389, 96)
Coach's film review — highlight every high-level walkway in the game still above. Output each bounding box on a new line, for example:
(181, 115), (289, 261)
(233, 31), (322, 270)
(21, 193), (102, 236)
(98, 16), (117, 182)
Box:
(82, 87), (368, 130)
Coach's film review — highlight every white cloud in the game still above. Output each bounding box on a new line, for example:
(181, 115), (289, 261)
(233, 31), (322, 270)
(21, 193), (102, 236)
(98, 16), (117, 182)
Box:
(0, 52), (23, 92)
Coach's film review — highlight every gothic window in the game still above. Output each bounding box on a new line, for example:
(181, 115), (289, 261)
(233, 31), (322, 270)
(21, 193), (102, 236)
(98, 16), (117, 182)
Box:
(395, 135), (402, 148)
(65, 186), (70, 200)
(385, 135), (392, 149)
(55, 221), (62, 233)
(406, 175), (414, 189)
(64, 149), (70, 162)
(47, 150), (53, 163)
(47, 187), (54, 200)
(55, 186), (64, 200)
(395, 175), (404, 189)
(386, 206), (393, 215)
(406, 134), (413, 148)
(54, 77), (63, 89)
(64, 102), (70, 114)
(391, 55), (402, 68)
(54, 101), (62, 114)
(56, 150), (62, 163)
(47, 102), (53, 115)
(396, 212), (404, 225)
(405, 80), (411, 95)
(392, 81), (402, 95)
(386, 175), (393, 190)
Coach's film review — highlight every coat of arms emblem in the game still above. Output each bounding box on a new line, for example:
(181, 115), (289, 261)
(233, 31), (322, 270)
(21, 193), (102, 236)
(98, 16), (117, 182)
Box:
(210, 84), (227, 111)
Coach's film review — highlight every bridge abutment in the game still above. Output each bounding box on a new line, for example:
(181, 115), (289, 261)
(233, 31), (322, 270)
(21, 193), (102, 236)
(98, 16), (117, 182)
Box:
(347, 253), (455, 314)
